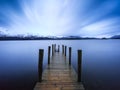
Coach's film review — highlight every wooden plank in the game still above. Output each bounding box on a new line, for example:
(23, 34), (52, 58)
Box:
(34, 52), (85, 90)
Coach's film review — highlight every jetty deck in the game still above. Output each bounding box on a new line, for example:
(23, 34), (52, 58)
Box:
(34, 45), (85, 90)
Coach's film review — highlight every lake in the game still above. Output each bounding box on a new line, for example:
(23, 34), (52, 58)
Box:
(0, 40), (120, 90)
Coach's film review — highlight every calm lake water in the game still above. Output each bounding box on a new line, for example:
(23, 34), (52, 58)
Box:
(0, 40), (120, 90)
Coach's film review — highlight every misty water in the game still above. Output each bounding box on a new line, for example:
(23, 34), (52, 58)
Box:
(0, 40), (120, 90)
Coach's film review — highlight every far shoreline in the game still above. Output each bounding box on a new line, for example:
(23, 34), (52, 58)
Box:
(0, 38), (120, 41)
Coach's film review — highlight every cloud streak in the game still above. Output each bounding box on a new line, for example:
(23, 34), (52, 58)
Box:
(0, 0), (120, 37)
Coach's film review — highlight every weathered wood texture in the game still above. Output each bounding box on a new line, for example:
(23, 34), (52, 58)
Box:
(34, 52), (85, 90)
(65, 46), (67, 56)
(78, 50), (82, 82)
(38, 49), (44, 82)
(48, 46), (51, 64)
(69, 47), (72, 65)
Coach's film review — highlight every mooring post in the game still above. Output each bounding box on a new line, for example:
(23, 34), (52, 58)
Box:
(62, 45), (64, 54)
(65, 46), (67, 56)
(58, 45), (60, 52)
(55, 44), (56, 52)
(52, 44), (54, 56)
(78, 50), (82, 82)
(38, 49), (44, 82)
(48, 46), (51, 64)
(69, 47), (71, 65)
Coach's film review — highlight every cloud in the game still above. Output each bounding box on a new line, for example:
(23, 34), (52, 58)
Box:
(7, 0), (79, 36)
(0, 0), (119, 37)
(78, 17), (120, 37)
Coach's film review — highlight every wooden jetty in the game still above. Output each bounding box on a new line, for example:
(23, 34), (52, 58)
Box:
(34, 45), (85, 90)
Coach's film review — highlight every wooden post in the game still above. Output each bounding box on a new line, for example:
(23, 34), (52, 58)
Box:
(78, 50), (82, 82)
(55, 44), (56, 52)
(62, 45), (64, 54)
(48, 46), (51, 64)
(69, 47), (71, 65)
(38, 49), (44, 82)
(58, 45), (60, 52)
(65, 46), (67, 56)
(52, 44), (54, 56)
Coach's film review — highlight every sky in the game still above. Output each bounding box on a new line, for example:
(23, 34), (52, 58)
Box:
(0, 0), (120, 37)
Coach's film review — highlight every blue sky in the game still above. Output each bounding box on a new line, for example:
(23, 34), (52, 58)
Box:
(0, 0), (120, 37)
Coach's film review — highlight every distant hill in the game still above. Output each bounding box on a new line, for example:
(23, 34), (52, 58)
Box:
(0, 35), (82, 40)
(0, 32), (116, 40)
(0, 35), (99, 40)
(111, 35), (120, 39)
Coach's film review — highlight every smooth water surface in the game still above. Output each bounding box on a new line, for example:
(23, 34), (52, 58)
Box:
(0, 40), (120, 90)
